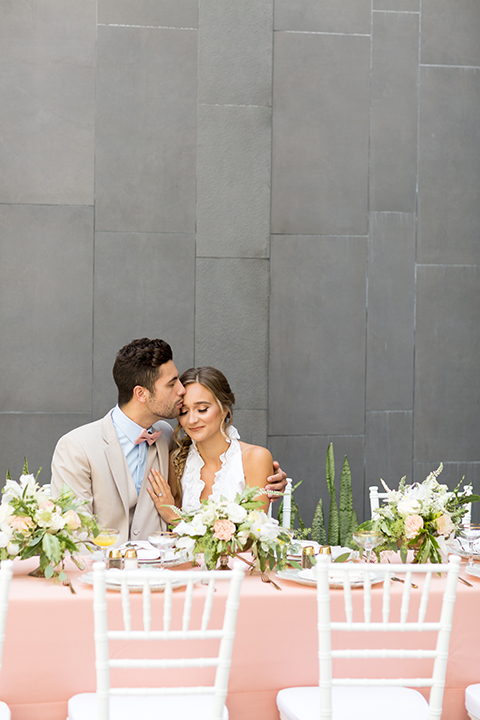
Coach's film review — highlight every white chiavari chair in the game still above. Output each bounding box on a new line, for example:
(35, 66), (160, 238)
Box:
(0, 561), (13, 719)
(368, 485), (389, 518)
(277, 554), (461, 720)
(67, 560), (246, 720)
(268, 477), (293, 527)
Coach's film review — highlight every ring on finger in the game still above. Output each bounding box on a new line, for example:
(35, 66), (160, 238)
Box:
(157, 492), (163, 497)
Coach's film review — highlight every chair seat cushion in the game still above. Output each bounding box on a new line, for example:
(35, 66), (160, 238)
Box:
(277, 686), (429, 720)
(68, 692), (228, 720)
(466, 684), (480, 717)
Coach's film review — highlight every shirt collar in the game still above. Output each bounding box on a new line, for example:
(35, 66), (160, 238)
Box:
(111, 404), (148, 445)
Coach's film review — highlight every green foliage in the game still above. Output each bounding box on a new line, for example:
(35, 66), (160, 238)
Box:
(311, 497), (327, 545)
(287, 444), (359, 548)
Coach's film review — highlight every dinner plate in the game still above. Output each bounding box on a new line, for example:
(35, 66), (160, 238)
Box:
(465, 565), (480, 580)
(276, 567), (383, 589)
(79, 568), (189, 592)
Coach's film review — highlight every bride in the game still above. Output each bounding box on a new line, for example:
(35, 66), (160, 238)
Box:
(147, 366), (273, 523)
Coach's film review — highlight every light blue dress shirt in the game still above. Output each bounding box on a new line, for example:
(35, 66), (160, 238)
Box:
(111, 405), (151, 495)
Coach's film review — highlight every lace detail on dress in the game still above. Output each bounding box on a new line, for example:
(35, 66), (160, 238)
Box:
(181, 425), (246, 512)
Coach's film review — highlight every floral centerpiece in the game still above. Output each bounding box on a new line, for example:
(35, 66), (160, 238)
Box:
(361, 464), (479, 564)
(170, 486), (292, 579)
(0, 461), (98, 583)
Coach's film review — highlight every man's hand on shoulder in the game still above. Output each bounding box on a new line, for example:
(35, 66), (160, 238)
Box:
(265, 461), (287, 502)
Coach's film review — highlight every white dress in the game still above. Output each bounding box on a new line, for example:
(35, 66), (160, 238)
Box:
(181, 425), (246, 512)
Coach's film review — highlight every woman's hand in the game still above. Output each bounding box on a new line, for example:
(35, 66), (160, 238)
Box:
(147, 468), (180, 524)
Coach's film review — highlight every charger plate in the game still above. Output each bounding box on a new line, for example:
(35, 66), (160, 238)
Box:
(276, 567), (383, 589)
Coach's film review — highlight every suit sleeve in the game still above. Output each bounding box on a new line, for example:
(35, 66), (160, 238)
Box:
(51, 434), (94, 516)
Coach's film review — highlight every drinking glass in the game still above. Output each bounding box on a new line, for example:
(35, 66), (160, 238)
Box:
(148, 531), (178, 569)
(91, 528), (120, 563)
(352, 530), (383, 563)
(458, 524), (480, 568)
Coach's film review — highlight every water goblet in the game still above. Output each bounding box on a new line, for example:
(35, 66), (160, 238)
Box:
(352, 529), (383, 563)
(458, 524), (480, 569)
(148, 531), (178, 569)
(91, 527), (120, 563)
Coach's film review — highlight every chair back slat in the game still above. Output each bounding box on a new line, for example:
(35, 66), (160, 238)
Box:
(382, 573), (391, 624)
(201, 577), (216, 632)
(91, 561), (245, 720)
(314, 555), (460, 720)
(182, 578), (195, 632)
(143, 581), (151, 632)
(163, 581), (172, 631)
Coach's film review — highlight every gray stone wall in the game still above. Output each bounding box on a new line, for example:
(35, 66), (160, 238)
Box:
(0, 1), (478, 525)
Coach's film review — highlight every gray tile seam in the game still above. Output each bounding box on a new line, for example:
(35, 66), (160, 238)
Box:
(0, 412), (92, 415)
(270, 234), (368, 238)
(199, 103), (271, 109)
(97, 24), (197, 30)
(0, 203), (94, 209)
(372, 9), (419, 13)
(268, 434), (366, 438)
(275, 30), (371, 37)
(416, 263), (480, 269)
(420, 63), (480, 70)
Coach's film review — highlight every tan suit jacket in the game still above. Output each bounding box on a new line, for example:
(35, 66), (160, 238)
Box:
(51, 411), (174, 544)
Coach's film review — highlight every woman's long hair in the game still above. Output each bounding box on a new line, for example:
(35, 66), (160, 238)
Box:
(172, 367), (235, 481)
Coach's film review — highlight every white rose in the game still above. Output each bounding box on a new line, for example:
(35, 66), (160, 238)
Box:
(397, 498), (421, 515)
(199, 505), (217, 525)
(226, 503), (247, 524)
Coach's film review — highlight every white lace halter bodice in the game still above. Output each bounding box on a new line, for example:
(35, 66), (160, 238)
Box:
(181, 425), (246, 512)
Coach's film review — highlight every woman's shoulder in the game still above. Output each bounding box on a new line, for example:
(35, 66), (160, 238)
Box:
(239, 441), (273, 467)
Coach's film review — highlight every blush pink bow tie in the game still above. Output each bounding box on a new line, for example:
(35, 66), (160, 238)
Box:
(134, 428), (162, 446)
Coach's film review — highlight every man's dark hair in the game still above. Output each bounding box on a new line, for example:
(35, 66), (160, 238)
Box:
(112, 338), (173, 406)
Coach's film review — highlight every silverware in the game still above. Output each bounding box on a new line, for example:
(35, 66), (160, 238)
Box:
(391, 576), (418, 589)
(458, 576), (473, 587)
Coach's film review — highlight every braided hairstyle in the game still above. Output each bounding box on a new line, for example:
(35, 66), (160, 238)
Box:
(172, 366), (235, 481)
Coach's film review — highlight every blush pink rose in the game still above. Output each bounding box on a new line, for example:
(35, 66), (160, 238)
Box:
(404, 514), (424, 539)
(436, 514), (455, 536)
(39, 500), (55, 512)
(9, 515), (34, 533)
(213, 519), (236, 542)
(62, 509), (82, 530)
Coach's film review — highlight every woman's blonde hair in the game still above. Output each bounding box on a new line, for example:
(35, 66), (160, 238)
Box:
(172, 367), (235, 481)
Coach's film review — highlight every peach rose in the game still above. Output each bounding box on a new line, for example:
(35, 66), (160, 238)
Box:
(213, 519), (236, 542)
(39, 500), (55, 512)
(404, 514), (424, 539)
(62, 509), (82, 531)
(436, 514), (454, 537)
(9, 515), (34, 533)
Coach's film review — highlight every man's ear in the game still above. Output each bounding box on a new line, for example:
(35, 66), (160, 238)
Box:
(133, 385), (148, 403)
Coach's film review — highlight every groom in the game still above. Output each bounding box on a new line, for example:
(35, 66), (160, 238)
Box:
(51, 337), (287, 544)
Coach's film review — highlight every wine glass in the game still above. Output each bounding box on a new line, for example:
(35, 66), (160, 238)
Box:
(148, 531), (178, 569)
(91, 527), (120, 563)
(458, 524), (480, 569)
(352, 529), (383, 563)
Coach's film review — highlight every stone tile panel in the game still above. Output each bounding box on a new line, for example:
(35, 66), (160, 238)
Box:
(269, 235), (367, 435)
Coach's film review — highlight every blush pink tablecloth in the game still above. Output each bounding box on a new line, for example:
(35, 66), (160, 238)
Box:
(0, 556), (476, 720)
